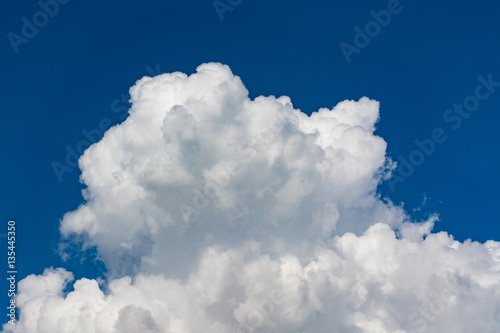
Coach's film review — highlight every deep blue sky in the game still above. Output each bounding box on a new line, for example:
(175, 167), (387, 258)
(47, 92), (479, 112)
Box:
(1, 0), (499, 311)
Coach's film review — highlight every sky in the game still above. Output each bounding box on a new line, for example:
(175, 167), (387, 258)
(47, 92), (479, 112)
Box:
(1, 0), (499, 332)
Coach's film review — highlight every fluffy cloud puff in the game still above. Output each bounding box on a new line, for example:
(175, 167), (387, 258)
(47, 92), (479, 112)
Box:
(59, 62), (400, 278)
(5, 63), (500, 332)
(8, 225), (500, 333)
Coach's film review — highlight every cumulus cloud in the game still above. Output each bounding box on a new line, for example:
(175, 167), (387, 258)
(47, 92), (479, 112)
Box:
(58, 62), (400, 278)
(5, 63), (500, 332)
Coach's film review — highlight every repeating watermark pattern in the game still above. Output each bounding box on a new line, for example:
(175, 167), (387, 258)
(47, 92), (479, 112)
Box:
(7, 0), (72, 54)
(213, 0), (243, 22)
(388, 73), (499, 192)
(51, 64), (162, 182)
(178, 110), (296, 224)
(339, 0), (410, 64)
(6, 221), (17, 326)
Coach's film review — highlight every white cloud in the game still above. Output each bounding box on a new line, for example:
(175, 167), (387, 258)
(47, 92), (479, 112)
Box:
(5, 63), (500, 332)
(7, 224), (500, 333)
(57, 62), (399, 278)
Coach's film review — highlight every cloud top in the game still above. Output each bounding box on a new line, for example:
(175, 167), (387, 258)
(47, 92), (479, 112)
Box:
(59, 63), (396, 277)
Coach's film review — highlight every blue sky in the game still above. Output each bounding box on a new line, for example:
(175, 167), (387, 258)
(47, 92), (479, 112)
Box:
(1, 0), (499, 327)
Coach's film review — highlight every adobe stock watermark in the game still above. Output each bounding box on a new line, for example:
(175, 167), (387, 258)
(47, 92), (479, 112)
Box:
(388, 74), (499, 192)
(6, 220), (17, 326)
(178, 111), (296, 224)
(51, 64), (162, 182)
(7, 0), (72, 54)
(408, 273), (465, 332)
(213, 0), (243, 22)
(339, 0), (411, 64)
(232, 289), (285, 333)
